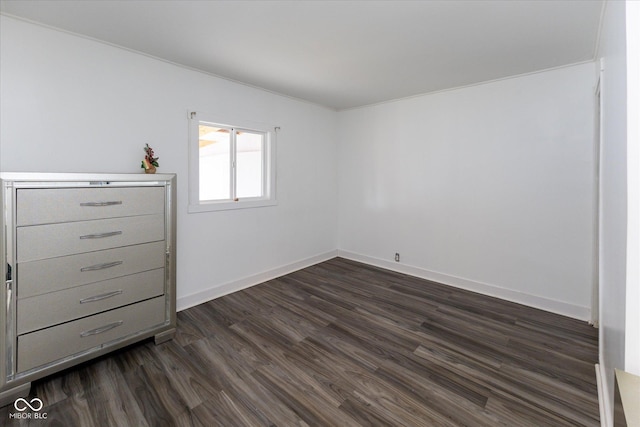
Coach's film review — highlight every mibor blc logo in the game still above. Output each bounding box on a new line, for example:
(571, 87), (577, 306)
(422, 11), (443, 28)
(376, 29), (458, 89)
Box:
(8, 397), (47, 420)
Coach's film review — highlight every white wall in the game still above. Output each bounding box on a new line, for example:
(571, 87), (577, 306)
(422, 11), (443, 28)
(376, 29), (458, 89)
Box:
(0, 15), (600, 319)
(597, 1), (628, 424)
(337, 63), (596, 319)
(0, 16), (339, 308)
(625, 0), (640, 378)
(596, 0), (640, 425)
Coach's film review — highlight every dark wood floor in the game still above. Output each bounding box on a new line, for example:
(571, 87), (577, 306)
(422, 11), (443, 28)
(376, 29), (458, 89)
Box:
(1, 257), (599, 426)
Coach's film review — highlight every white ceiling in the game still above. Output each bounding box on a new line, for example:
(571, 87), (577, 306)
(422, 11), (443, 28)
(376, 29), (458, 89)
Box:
(0, 0), (604, 110)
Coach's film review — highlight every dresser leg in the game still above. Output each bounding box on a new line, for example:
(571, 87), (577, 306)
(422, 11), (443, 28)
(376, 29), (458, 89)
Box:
(0, 382), (31, 408)
(154, 328), (175, 345)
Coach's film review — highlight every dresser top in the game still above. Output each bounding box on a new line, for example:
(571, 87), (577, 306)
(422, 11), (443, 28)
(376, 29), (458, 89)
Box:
(0, 172), (175, 184)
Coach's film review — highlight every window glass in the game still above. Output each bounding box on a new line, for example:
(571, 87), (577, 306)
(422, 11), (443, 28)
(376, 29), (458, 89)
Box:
(236, 130), (264, 198)
(199, 125), (231, 201)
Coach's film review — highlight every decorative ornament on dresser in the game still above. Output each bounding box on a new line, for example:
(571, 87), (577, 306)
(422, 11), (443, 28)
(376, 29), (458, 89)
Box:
(141, 143), (159, 174)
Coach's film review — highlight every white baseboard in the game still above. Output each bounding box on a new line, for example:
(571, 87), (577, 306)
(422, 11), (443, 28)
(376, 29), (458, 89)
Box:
(596, 363), (614, 427)
(595, 363), (610, 427)
(337, 250), (591, 321)
(178, 248), (591, 321)
(176, 250), (338, 311)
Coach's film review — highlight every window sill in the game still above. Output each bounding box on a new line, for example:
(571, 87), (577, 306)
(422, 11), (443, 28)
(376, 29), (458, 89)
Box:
(188, 198), (277, 213)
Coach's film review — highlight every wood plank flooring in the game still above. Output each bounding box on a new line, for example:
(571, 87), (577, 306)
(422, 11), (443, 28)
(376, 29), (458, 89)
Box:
(1, 257), (599, 426)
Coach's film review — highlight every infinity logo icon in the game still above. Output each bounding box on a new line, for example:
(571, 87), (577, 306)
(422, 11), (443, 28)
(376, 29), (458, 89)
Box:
(14, 397), (43, 412)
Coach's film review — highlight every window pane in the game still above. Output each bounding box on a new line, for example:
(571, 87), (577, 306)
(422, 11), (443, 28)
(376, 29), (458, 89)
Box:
(199, 124), (231, 201)
(236, 131), (264, 198)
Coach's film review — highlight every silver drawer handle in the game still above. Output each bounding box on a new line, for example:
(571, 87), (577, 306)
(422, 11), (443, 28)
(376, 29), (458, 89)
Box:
(79, 290), (123, 304)
(80, 321), (123, 337)
(80, 261), (123, 272)
(80, 231), (122, 240)
(80, 201), (123, 207)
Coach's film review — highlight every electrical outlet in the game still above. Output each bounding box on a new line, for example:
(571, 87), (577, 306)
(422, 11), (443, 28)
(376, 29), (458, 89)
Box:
(395, 253), (400, 262)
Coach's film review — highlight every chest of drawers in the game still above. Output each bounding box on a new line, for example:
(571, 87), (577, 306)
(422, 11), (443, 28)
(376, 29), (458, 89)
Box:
(0, 173), (177, 406)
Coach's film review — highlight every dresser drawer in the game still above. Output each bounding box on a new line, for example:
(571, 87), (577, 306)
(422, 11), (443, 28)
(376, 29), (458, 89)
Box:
(17, 296), (166, 373)
(16, 186), (165, 226)
(17, 214), (165, 262)
(18, 241), (166, 299)
(17, 268), (165, 334)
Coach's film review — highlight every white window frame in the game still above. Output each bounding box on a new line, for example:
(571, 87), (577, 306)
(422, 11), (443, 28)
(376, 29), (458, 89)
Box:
(188, 111), (277, 213)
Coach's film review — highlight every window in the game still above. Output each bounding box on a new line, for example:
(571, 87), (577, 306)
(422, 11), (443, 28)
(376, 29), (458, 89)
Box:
(188, 112), (276, 212)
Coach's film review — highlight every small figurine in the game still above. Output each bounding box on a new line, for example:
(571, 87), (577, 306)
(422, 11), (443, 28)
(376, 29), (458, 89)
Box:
(141, 143), (159, 174)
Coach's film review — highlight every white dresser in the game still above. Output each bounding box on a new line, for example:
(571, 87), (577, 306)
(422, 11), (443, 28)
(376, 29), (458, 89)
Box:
(0, 173), (177, 406)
